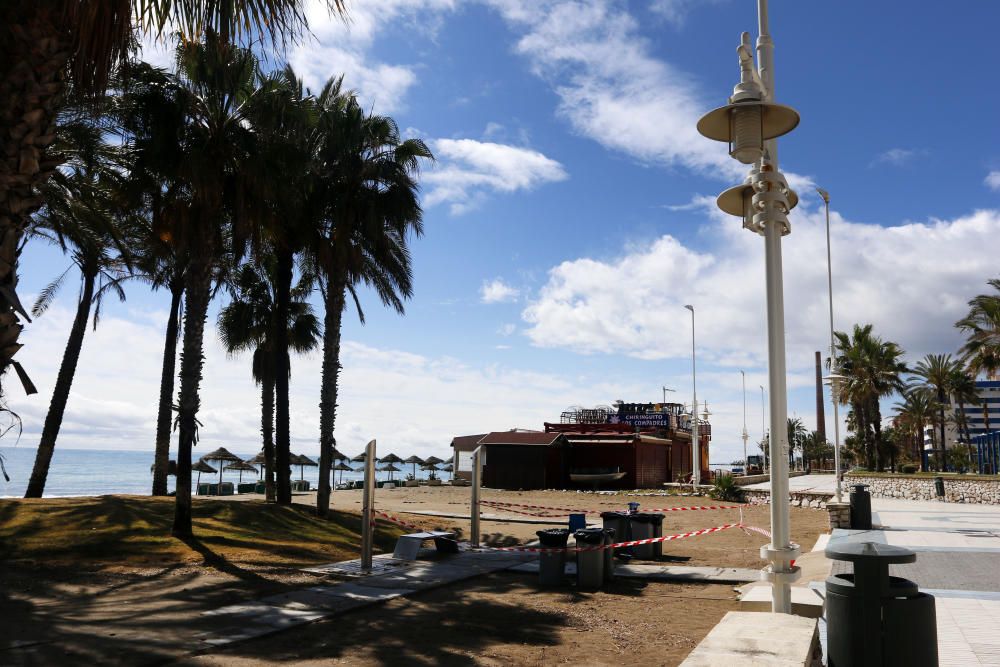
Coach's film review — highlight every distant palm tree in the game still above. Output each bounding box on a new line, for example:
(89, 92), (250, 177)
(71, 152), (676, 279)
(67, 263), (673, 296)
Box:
(956, 278), (1000, 435)
(833, 324), (907, 470)
(218, 262), (320, 502)
(894, 389), (934, 469)
(786, 418), (806, 469)
(0, 0), (344, 402)
(308, 87), (432, 516)
(948, 367), (980, 465)
(911, 353), (962, 471)
(24, 120), (131, 497)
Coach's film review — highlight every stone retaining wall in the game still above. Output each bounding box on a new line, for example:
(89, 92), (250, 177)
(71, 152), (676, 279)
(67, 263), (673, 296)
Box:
(844, 473), (1000, 504)
(742, 489), (832, 509)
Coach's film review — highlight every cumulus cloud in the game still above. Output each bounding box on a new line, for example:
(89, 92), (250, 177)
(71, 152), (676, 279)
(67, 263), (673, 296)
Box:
(522, 205), (1000, 370)
(871, 148), (925, 167)
(423, 138), (567, 214)
(985, 170), (1000, 191)
(650, 0), (726, 25)
(485, 0), (742, 180)
(480, 278), (521, 304)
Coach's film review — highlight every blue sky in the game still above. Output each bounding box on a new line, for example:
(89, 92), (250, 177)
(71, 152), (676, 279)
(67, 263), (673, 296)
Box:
(7, 0), (1000, 466)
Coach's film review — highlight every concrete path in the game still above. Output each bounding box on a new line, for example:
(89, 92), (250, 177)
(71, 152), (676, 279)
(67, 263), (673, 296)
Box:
(825, 497), (1000, 665)
(743, 473), (839, 493)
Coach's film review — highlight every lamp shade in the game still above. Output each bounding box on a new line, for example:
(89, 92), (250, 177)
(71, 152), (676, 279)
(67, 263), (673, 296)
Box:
(717, 182), (798, 218)
(697, 100), (800, 144)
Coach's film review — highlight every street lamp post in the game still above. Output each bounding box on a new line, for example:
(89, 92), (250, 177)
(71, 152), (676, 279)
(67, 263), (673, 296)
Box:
(760, 385), (767, 473)
(817, 188), (844, 503)
(741, 371), (749, 472)
(663, 386), (675, 403)
(696, 0), (801, 613)
(684, 305), (700, 489)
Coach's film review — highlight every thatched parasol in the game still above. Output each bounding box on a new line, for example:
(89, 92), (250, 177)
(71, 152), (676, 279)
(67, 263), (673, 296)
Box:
(247, 451), (267, 479)
(351, 451), (374, 463)
(423, 455), (445, 466)
(403, 454), (424, 478)
(150, 460), (178, 477)
(380, 452), (404, 464)
(290, 453), (318, 481)
(420, 462), (440, 480)
(441, 463), (454, 472)
(201, 447), (242, 488)
(224, 460), (258, 484)
(333, 461), (353, 487)
(380, 462), (401, 481)
(192, 459), (216, 486)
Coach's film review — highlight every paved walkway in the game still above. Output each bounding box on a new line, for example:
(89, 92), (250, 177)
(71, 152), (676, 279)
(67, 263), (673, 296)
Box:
(825, 496), (1000, 665)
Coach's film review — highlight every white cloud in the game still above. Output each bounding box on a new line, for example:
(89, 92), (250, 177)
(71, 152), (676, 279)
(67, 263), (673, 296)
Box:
(985, 170), (1000, 191)
(423, 138), (567, 214)
(871, 148), (925, 167)
(288, 0), (457, 113)
(650, 0), (726, 26)
(485, 0), (742, 180)
(498, 323), (517, 336)
(480, 279), (520, 304)
(522, 205), (1000, 369)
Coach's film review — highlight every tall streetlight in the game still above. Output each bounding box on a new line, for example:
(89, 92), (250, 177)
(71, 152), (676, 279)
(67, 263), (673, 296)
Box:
(741, 371), (749, 471)
(696, 0), (801, 613)
(663, 386), (676, 403)
(760, 384), (767, 472)
(817, 187), (844, 503)
(684, 304), (700, 488)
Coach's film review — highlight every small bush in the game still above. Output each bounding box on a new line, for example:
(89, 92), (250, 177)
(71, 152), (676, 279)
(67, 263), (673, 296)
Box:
(709, 473), (744, 502)
(900, 464), (919, 474)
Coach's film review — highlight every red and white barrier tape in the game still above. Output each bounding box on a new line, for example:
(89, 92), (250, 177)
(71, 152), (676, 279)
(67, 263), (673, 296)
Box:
(476, 522), (771, 554)
(371, 510), (423, 532)
(479, 500), (745, 515)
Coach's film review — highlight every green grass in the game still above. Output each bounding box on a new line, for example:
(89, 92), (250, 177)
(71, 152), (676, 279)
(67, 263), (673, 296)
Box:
(0, 495), (406, 569)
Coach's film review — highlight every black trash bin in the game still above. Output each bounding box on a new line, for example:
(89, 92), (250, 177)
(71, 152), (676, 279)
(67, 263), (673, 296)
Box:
(535, 529), (570, 586)
(849, 483), (872, 530)
(825, 541), (937, 667)
(574, 528), (605, 591)
(935, 476), (945, 497)
(646, 513), (665, 558)
(602, 528), (616, 582)
(600, 511), (632, 558)
(628, 513), (659, 559)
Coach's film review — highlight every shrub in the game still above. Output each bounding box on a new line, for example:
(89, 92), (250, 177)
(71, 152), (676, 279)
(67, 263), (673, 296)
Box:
(709, 473), (744, 502)
(900, 464), (919, 474)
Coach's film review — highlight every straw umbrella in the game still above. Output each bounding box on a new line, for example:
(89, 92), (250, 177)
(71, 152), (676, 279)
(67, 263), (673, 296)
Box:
(201, 447), (243, 489)
(290, 453), (318, 481)
(247, 451), (267, 479)
(403, 455), (424, 479)
(224, 460), (258, 484)
(192, 459), (216, 486)
(351, 451), (374, 463)
(381, 462), (401, 482)
(333, 461), (353, 488)
(420, 462), (439, 480)
(423, 455), (445, 466)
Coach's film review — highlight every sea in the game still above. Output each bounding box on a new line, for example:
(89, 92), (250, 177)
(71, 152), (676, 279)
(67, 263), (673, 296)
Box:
(0, 446), (445, 498)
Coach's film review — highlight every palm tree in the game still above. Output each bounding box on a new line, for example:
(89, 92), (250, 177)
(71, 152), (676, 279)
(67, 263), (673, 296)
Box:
(786, 418), (806, 469)
(956, 278), (1000, 434)
(911, 353), (962, 471)
(0, 1), (344, 403)
(308, 86), (432, 516)
(833, 324), (908, 471)
(948, 367), (980, 465)
(217, 262), (320, 502)
(894, 389), (933, 469)
(122, 36), (268, 537)
(23, 121), (131, 497)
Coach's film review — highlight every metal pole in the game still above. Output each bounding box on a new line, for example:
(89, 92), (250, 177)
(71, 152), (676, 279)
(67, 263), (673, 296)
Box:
(756, 0), (798, 614)
(360, 439), (376, 571)
(685, 305), (700, 488)
(742, 370), (748, 472)
(819, 189), (843, 503)
(470, 446), (482, 548)
(761, 385), (767, 472)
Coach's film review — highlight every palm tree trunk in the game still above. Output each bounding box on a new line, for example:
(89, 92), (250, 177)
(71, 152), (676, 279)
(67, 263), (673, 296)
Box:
(317, 283), (345, 517)
(273, 248), (293, 505)
(0, 6), (68, 399)
(24, 270), (94, 498)
(262, 376), (275, 502)
(152, 284), (182, 496)
(938, 387), (947, 471)
(872, 401), (884, 472)
(172, 259), (212, 538)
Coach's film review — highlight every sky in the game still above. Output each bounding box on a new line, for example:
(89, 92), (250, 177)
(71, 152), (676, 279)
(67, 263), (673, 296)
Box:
(6, 0), (1000, 466)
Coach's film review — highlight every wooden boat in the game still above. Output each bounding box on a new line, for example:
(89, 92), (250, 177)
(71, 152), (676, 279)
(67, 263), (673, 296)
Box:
(569, 471), (627, 484)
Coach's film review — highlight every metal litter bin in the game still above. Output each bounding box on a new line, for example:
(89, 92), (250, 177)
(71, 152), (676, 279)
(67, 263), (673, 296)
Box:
(574, 528), (605, 591)
(825, 541), (937, 667)
(628, 513), (658, 560)
(602, 528), (616, 582)
(935, 476), (945, 497)
(535, 529), (570, 586)
(849, 483), (872, 530)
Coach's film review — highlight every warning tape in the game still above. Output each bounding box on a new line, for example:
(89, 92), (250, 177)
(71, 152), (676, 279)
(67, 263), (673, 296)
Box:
(479, 500), (745, 515)
(476, 522), (772, 554)
(371, 510), (424, 532)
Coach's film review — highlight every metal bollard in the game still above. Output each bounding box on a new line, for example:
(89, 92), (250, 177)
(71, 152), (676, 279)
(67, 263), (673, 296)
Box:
(360, 439), (376, 571)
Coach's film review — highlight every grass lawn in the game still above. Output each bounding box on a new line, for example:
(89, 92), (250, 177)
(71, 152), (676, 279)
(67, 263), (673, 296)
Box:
(0, 495), (406, 570)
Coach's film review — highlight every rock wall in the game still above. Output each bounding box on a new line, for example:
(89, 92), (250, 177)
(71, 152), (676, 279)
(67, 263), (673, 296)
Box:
(743, 489), (832, 509)
(844, 474), (1000, 504)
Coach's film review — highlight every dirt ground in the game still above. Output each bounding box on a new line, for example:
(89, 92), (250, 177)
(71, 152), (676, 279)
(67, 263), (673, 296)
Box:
(270, 486), (829, 569)
(178, 573), (739, 667)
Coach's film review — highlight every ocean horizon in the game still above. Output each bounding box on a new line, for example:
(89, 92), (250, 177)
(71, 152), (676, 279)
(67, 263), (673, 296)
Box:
(0, 446), (446, 498)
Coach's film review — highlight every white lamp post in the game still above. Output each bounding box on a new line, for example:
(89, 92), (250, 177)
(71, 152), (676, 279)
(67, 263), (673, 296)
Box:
(684, 304), (700, 488)
(741, 370), (749, 473)
(760, 384), (768, 472)
(817, 187), (844, 502)
(696, 0), (801, 614)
